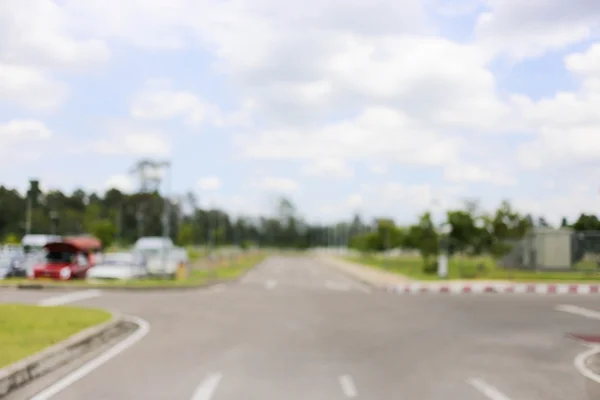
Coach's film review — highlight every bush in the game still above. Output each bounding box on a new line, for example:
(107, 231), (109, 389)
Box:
(240, 240), (255, 250)
(423, 259), (438, 274)
(187, 248), (202, 262)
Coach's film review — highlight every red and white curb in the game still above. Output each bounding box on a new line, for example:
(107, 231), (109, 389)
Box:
(385, 283), (600, 294)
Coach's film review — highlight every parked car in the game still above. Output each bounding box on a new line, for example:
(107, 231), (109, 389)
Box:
(31, 239), (99, 280)
(23, 251), (45, 278)
(87, 252), (148, 281)
(0, 253), (27, 279)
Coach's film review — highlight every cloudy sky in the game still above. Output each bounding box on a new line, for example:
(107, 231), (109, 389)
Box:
(1, 0), (600, 224)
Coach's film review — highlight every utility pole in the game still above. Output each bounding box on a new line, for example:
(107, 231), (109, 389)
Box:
(130, 159), (171, 276)
(115, 203), (122, 244)
(25, 196), (32, 235)
(25, 179), (37, 235)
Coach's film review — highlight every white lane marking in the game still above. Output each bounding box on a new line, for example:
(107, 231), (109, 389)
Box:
(556, 304), (600, 320)
(30, 315), (150, 400)
(339, 375), (358, 398)
(191, 372), (223, 400)
(38, 290), (103, 307)
(574, 345), (600, 384)
(265, 279), (277, 290)
(466, 378), (512, 400)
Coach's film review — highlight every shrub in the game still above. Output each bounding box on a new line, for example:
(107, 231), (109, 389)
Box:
(423, 259), (438, 274)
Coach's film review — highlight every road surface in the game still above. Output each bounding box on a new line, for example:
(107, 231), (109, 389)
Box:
(3, 255), (600, 399)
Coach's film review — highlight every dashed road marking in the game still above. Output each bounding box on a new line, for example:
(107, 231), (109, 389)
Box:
(191, 372), (223, 400)
(38, 290), (102, 307)
(556, 304), (600, 320)
(339, 375), (358, 398)
(466, 378), (512, 400)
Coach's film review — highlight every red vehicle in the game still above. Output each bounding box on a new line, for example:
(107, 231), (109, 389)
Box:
(31, 236), (102, 280)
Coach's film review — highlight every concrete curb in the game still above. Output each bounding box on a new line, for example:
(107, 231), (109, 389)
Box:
(386, 282), (600, 294)
(0, 313), (135, 398)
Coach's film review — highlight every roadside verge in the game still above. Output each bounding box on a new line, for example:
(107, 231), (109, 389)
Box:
(2, 253), (268, 292)
(0, 311), (137, 398)
(318, 256), (600, 295)
(315, 255), (412, 288)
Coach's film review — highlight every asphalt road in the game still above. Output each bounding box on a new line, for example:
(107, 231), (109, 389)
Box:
(3, 255), (600, 400)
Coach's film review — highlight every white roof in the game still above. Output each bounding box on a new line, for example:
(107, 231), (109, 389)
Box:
(21, 234), (62, 247)
(133, 237), (174, 250)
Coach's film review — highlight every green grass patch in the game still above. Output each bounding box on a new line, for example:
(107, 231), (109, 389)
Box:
(213, 254), (267, 279)
(345, 254), (600, 282)
(0, 304), (111, 368)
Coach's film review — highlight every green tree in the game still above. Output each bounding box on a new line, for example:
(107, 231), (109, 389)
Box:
(4, 233), (20, 244)
(91, 220), (116, 248)
(177, 223), (194, 246)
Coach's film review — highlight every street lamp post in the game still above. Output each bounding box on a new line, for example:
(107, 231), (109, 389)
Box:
(161, 161), (172, 278)
(437, 224), (452, 279)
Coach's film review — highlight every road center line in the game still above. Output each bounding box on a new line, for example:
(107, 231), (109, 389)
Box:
(556, 304), (600, 320)
(265, 280), (277, 290)
(339, 375), (358, 398)
(191, 373), (223, 400)
(38, 290), (103, 307)
(466, 378), (512, 400)
(30, 315), (150, 400)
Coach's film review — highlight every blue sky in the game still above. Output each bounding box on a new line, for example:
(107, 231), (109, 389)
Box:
(1, 0), (600, 224)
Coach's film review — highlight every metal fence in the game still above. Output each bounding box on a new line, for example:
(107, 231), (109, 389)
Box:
(500, 230), (600, 271)
(572, 231), (600, 269)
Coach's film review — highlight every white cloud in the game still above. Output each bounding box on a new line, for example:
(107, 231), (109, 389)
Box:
(346, 193), (364, 208)
(514, 41), (600, 171)
(0, 64), (67, 111)
(0, 120), (52, 141)
(475, 0), (600, 61)
(0, 1), (109, 70)
(197, 176), (222, 191)
(90, 124), (171, 157)
(237, 107), (463, 167)
(0, 1), (109, 112)
(0, 120), (54, 164)
(443, 163), (517, 186)
(131, 80), (219, 127)
(104, 174), (134, 193)
(256, 177), (300, 193)
(301, 158), (353, 179)
(370, 165), (387, 175)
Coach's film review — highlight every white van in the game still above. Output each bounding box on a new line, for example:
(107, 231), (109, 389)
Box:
(133, 237), (177, 276)
(21, 234), (62, 254)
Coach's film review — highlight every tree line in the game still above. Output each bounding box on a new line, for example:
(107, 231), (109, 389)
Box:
(0, 182), (598, 253)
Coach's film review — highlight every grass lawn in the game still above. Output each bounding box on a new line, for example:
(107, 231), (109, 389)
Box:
(209, 254), (267, 280)
(0, 304), (111, 368)
(346, 254), (600, 282)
